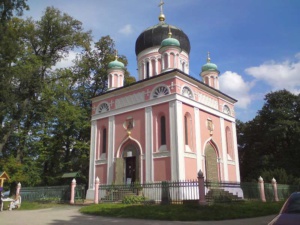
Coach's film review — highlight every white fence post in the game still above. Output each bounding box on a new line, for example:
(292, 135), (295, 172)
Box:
(70, 179), (76, 204)
(272, 178), (279, 202)
(94, 177), (100, 204)
(258, 176), (266, 202)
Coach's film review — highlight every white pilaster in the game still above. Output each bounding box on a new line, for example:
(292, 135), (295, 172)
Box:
(194, 107), (202, 172)
(86, 120), (97, 199)
(220, 118), (229, 181)
(107, 116), (115, 184)
(155, 59), (158, 76)
(169, 100), (184, 180)
(232, 121), (241, 182)
(145, 106), (153, 182)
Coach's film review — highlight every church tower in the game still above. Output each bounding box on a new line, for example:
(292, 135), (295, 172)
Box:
(200, 52), (220, 89)
(135, 0), (190, 80)
(158, 26), (182, 72)
(107, 51), (125, 90)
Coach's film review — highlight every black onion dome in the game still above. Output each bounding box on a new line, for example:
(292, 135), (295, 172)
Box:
(135, 23), (191, 56)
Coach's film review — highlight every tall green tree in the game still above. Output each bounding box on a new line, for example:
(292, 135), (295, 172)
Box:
(0, 7), (91, 186)
(0, 6), (135, 186)
(238, 90), (300, 184)
(0, 0), (29, 24)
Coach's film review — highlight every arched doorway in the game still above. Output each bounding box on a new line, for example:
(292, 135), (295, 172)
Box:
(204, 143), (219, 182)
(115, 143), (140, 184)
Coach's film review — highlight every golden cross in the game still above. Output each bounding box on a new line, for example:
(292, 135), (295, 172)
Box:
(158, 0), (164, 14)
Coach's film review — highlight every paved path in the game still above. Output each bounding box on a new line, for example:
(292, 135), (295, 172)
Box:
(0, 206), (276, 225)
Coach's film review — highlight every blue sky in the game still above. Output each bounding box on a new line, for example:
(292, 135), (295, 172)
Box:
(23, 0), (300, 122)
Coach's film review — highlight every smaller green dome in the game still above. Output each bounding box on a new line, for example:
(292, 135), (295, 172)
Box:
(108, 59), (124, 69)
(201, 62), (218, 72)
(160, 26), (180, 48)
(161, 37), (180, 47)
(201, 52), (218, 72)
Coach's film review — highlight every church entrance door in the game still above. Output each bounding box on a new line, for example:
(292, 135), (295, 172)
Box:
(205, 143), (219, 182)
(125, 156), (136, 184)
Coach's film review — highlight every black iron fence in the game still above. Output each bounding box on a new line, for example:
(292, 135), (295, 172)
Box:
(18, 180), (299, 204)
(98, 180), (299, 204)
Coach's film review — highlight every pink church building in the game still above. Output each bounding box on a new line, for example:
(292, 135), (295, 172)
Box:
(86, 3), (241, 199)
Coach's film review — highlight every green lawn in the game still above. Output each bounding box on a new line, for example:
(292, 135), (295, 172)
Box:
(79, 201), (283, 221)
(3, 200), (283, 221)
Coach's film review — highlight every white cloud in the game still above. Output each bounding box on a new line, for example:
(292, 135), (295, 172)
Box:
(52, 50), (78, 70)
(245, 53), (300, 94)
(219, 71), (253, 109)
(118, 24), (134, 36)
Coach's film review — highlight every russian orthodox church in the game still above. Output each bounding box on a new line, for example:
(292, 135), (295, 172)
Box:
(86, 2), (241, 199)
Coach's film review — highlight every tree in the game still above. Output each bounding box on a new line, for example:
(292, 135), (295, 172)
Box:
(238, 90), (300, 184)
(0, 6), (135, 186)
(0, 7), (92, 186)
(0, 7), (91, 157)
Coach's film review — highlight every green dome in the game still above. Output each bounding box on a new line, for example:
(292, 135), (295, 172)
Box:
(201, 52), (219, 72)
(108, 59), (124, 69)
(161, 37), (180, 48)
(201, 62), (218, 72)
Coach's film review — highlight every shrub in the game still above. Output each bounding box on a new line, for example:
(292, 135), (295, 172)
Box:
(122, 195), (146, 204)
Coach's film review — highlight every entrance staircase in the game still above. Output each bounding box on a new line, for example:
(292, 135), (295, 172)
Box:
(101, 187), (139, 202)
(205, 188), (242, 202)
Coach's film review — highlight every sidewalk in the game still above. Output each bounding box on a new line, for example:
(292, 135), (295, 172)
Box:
(0, 206), (276, 225)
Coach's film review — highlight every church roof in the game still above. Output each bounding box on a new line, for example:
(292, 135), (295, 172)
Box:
(92, 69), (237, 103)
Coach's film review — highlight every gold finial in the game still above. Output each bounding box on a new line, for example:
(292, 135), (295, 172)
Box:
(168, 25), (172, 38)
(207, 51), (211, 63)
(158, 0), (165, 22)
(114, 50), (118, 60)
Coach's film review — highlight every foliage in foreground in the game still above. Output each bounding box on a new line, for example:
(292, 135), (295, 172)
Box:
(80, 201), (284, 221)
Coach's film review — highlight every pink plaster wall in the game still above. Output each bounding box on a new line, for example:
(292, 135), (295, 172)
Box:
(114, 109), (145, 157)
(185, 157), (197, 180)
(228, 164), (236, 181)
(96, 164), (107, 184)
(154, 157), (171, 181)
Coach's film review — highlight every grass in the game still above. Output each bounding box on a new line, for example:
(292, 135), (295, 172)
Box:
(79, 201), (284, 221)
(2, 201), (66, 211)
(19, 202), (66, 210)
(3, 200), (284, 221)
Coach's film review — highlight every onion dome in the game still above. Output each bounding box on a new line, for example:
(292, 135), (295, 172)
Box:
(136, 24), (190, 56)
(161, 26), (180, 48)
(201, 52), (219, 72)
(108, 51), (124, 69)
(135, 1), (190, 56)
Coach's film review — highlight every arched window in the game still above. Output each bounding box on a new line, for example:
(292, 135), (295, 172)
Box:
(102, 128), (107, 154)
(225, 126), (233, 160)
(182, 86), (193, 99)
(170, 53), (175, 68)
(160, 116), (166, 145)
(98, 102), (109, 114)
(182, 61), (185, 72)
(184, 115), (188, 145)
(163, 53), (168, 69)
(205, 76), (209, 85)
(184, 113), (193, 151)
(146, 61), (150, 78)
(152, 85), (170, 99)
(223, 105), (231, 115)
(151, 59), (156, 76)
